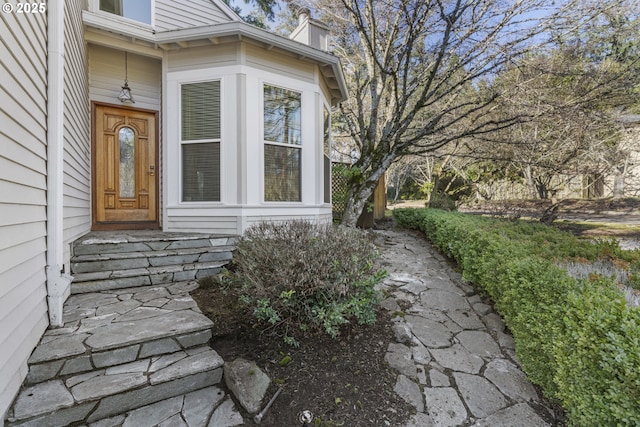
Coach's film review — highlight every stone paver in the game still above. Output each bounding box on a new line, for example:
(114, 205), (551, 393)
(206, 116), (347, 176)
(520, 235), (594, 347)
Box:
(24, 285), (214, 382)
(374, 228), (557, 426)
(223, 358), (271, 414)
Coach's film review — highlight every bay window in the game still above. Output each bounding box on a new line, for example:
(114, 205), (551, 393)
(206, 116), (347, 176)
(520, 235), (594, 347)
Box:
(181, 81), (221, 202)
(263, 84), (302, 202)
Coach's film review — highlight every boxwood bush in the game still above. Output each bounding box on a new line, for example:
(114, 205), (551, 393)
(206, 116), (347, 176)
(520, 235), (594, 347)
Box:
(394, 208), (640, 426)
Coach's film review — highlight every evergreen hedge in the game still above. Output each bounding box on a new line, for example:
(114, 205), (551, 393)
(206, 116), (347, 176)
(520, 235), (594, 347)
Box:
(394, 208), (640, 426)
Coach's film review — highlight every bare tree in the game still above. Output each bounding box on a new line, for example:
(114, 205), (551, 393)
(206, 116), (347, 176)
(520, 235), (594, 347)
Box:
(468, 0), (639, 201)
(293, 0), (583, 225)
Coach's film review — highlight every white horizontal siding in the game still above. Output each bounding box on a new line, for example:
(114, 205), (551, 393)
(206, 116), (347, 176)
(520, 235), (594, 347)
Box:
(167, 44), (237, 72)
(0, 7), (48, 417)
(245, 214), (332, 226)
(165, 209), (332, 234)
(0, 205), (46, 228)
(64, 1), (91, 253)
(155, 0), (236, 31)
(0, 259), (48, 421)
(245, 44), (316, 84)
(88, 44), (161, 112)
(166, 216), (239, 234)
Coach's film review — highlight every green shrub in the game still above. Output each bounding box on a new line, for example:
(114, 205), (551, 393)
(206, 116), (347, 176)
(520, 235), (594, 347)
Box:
(394, 208), (640, 426)
(231, 220), (383, 344)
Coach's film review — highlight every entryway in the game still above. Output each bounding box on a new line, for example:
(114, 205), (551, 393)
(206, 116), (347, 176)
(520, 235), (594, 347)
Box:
(92, 104), (158, 230)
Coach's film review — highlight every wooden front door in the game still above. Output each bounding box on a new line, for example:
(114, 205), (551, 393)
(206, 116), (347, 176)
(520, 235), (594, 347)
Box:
(93, 104), (158, 229)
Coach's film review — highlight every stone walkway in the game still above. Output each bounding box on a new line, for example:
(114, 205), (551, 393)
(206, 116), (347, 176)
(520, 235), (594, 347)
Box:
(373, 228), (557, 427)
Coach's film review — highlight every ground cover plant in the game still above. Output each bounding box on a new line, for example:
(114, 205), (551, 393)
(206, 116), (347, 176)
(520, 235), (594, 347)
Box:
(394, 208), (640, 426)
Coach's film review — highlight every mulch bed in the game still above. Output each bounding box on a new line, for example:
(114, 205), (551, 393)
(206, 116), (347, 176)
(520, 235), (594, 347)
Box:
(191, 278), (414, 427)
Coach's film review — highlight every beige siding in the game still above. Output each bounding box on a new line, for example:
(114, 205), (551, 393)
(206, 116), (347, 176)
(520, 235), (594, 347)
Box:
(166, 216), (239, 234)
(245, 214), (332, 228)
(64, 1), (91, 265)
(245, 44), (316, 83)
(88, 44), (162, 112)
(155, 0), (237, 31)
(167, 44), (238, 72)
(0, 8), (49, 419)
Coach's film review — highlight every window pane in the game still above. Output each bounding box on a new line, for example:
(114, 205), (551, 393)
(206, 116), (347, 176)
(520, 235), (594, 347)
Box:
(99, 0), (122, 15)
(264, 85), (301, 145)
(182, 81), (221, 141)
(119, 127), (135, 198)
(100, 0), (151, 24)
(264, 145), (301, 202)
(182, 143), (220, 202)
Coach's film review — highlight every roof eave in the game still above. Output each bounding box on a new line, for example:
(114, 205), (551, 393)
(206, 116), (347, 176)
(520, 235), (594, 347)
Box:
(82, 15), (348, 104)
(157, 22), (348, 104)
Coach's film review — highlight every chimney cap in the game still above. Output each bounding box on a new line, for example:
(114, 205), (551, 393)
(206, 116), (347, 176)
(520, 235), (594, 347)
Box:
(298, 7), (311, 17)
(298, 7), (311, 24)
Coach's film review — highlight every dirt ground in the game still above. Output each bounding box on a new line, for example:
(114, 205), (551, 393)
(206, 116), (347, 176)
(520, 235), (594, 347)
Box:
(191, 275), (414, 427)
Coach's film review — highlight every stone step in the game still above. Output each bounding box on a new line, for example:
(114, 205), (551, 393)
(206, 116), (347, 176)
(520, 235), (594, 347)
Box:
(71, 245), (235, 271)
(25, 283), (214, 385)
(70, 232), (236, 294)
(70, 386), (243, 427)
(72, 233), (237, 257)
(5, 346), (225, 426)
(71, 260), (229, 294)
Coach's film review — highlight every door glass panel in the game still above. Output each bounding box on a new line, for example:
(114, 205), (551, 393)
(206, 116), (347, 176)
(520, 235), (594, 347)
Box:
(119, 127), (135, 198)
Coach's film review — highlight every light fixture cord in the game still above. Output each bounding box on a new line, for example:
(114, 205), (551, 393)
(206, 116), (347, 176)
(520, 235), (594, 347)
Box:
(124, 51), (128, 84)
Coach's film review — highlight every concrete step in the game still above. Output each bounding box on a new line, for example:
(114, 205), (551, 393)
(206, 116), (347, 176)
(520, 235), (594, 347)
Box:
(24, 283), (214, 385)
(5, 346), (225, 426)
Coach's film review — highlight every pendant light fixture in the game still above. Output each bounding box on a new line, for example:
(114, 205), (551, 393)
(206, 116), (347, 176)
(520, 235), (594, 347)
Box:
(118, 51), (135, 103)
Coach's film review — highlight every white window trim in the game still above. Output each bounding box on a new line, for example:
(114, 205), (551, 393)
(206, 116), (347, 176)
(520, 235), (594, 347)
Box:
(87, 0), (156, 28)
(322, 103), (332, 205)
(177, 78), (225, 206)
(261, 82), (304, 204)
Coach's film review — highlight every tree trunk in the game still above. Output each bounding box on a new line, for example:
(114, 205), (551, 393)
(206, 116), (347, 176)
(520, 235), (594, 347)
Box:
(340, 185), (373, 227)
(613, 165), (626, 198)
(340, 151), (395, 228)
(523, 165), (538, 199)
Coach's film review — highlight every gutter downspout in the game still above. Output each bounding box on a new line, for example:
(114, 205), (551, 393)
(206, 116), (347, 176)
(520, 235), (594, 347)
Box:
(46, 1), (72, 327)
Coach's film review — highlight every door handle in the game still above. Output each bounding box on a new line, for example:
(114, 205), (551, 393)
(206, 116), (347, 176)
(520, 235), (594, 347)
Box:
(149, 165), (155, 176)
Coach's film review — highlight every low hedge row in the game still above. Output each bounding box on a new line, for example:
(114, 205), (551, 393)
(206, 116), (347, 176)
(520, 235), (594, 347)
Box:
(394, 208), (640, 426)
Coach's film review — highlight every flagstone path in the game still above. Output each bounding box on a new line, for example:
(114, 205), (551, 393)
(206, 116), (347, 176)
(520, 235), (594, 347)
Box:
(373, 228), (559, 427)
